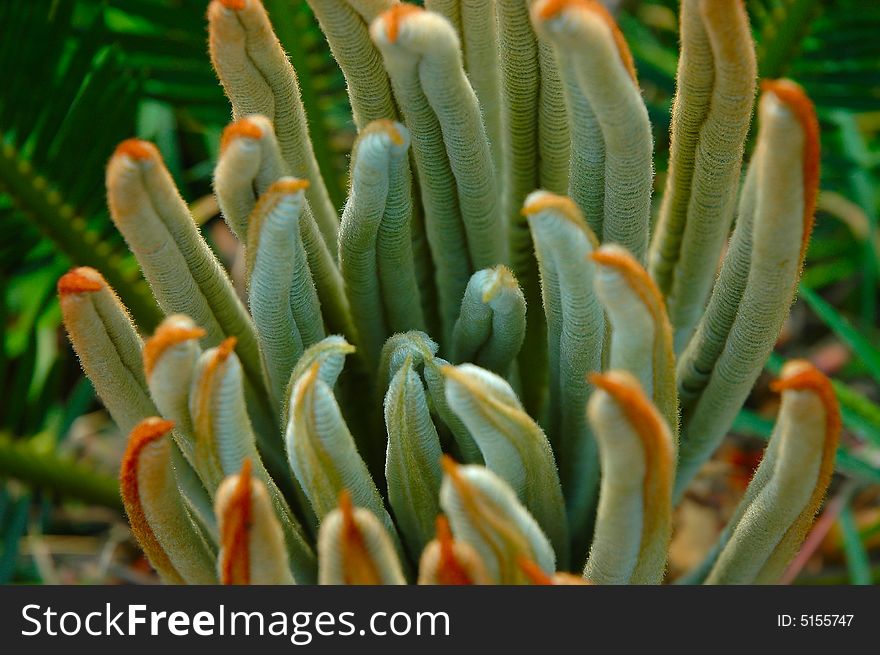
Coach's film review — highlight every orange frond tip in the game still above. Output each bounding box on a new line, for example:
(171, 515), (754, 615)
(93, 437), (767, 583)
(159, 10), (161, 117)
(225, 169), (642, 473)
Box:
(439, 454), (460, 477)
(127, 417), (176, 454)
(435, 515), (454, 547)
(292, 361), (321, 408)
(121, 417), (175, 512)
(362, 119), (406, 147)
(385, 125), (405, 147)
(114, 138), (158, 162)
(480, 265), (518, 303)
(335, 490), (383, 585)
(586, 371), (605, 388)
(590, 245), (667, 316)
(589, 370), (668, 448)
(760, 79), (820, 258)
(338, 489), (361, 546)
(534, 0), (637, 82)
(120, 417), (179, 583)
(517, 556), (554, 585)
(434, 515), (474, 585)
(521, 193), (581, 219)
(215, 336), (238, 361)
(536, 0), (573, 20)
(267, 178), (311, 195)
(220, 118), (265, 153)
(590, 246), (654, 286)
(58, 267), (104, 296)
(143, 319), (206, 376)
(770, 361), (839, 431)
(238, 457), (253, 480)
(220, 457), (253, 585)
(218, 0), (246, 10)
(338, 489), (354, 522)
(381, 4), (422, 43)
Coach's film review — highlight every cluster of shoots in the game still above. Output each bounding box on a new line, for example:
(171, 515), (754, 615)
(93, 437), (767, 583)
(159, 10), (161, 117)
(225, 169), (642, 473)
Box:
(59, 0), (837, 585)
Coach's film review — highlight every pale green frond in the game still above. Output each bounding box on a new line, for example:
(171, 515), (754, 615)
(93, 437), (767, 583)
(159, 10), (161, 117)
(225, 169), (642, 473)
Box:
(523, 191), (603, 553)
(451, 266), (526, 378)
(247, 178), (325, 407)
(340, 120), (425, 367)
(650, 0), (757, 351)
(426, 0), (503, 187)
(286, 360), (402, 557)
(531, 0), (652, 262)
(384, 355), (443, 559)
(442, 364), (569, 566)
(213, 115), (285, 242)
(585, 372), (674, 585)
(439, 458), (556, 584)
(591, 245), (678, 438)
(372, 6), (502, 271)
(207, 0), (339, 249)
(369, 6), (473, 344)
(675, 80), (819, 498)
(189, 338), (317, 582)
(706, 362), (839, 584)
(105, 140), (269, 421)
(318, 491), (407, 584)
(59, 267), (157, 436)
(216, 459), (296, 584)
(307, 0), (399, 129)
(170, 442), (219, 547)
(143, 314), (206, 461)
(534, 37), (604, 236)
(121, 418), (218, 584)
(496, 0), (547, 419)
(378, 331), (481, 463)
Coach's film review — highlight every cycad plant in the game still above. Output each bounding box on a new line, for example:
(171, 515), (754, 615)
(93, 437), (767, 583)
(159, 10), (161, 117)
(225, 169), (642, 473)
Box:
(59, 0), (840, 585)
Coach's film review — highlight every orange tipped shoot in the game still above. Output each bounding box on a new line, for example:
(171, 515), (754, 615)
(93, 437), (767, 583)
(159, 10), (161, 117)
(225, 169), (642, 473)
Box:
(216, 336), (238, 362)
(220, 118), (265, 153)
(143, 322), (206, 377)
(434, 516), (473, 585)
(267, 178), (311, 195)
(365, 119), (406, 147)
(760, 80), (820, 261)
(220, 458), (253, 585)
(590, 246), (669, 332)
(537, 0), (637, 82)
(439, 454), (460, 479)
(120, 418), (180, 583)
(339, 489), (355, 528)
(114, 139), (157, 162)
(770, 362), (841, 447)
(382, 4), (422, 43)
(522, 193), (597, 245)
(517, 556), (555, 585)
(124, 418), (176, 461)
(58, 267), (104, 296)
(767, 361), (840, 565)
(337, 490), (382, 585)
(521, 193), (580, 219)
(589, 371), (665, 442)
(218, 0), (246, 10)
(591, 248), (663, 305)
(588, 370), (673, 544)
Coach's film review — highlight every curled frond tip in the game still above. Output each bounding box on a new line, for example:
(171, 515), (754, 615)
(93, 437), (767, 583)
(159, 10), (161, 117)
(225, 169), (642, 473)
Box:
(58, 267), (104, 296)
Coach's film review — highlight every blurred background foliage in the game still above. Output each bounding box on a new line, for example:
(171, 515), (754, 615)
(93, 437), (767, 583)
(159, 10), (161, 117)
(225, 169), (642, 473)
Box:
(0, 0), (878, 583)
